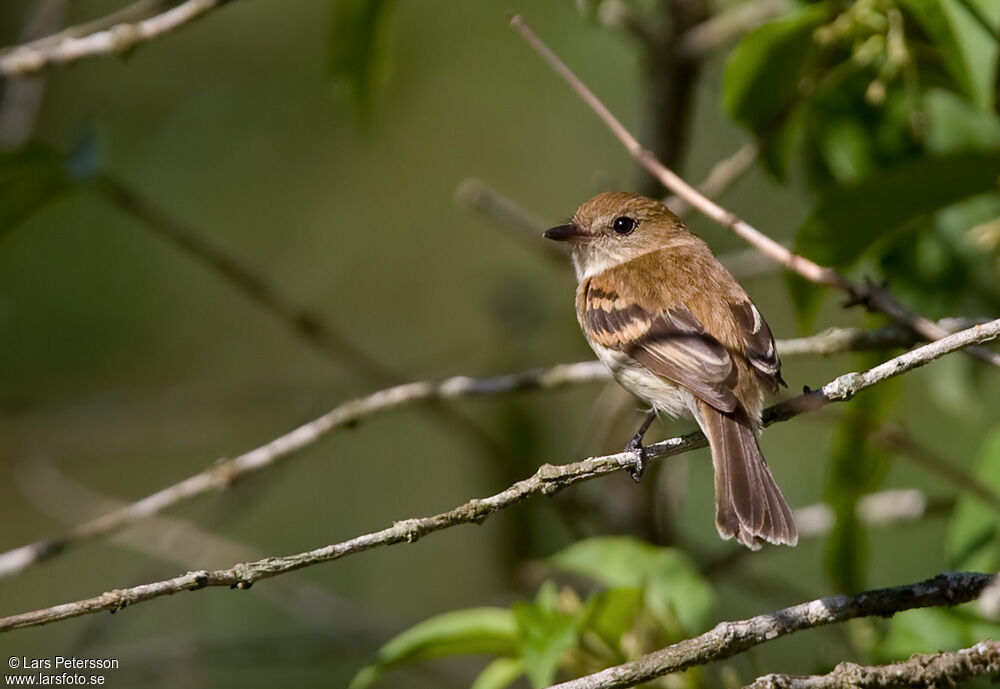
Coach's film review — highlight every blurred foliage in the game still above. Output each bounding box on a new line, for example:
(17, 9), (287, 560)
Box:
(948, 425), (1000, 571)
(328, 0), (399, 121)
(351, 536), (713, 688)
(822, 367), (897, 593)
(723, 0), (1000, 324)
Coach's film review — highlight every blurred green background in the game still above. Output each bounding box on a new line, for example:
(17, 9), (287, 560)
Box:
(1, 0), (999, 687)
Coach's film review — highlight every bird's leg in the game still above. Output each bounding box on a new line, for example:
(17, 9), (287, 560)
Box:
(625, 408), (658, 482)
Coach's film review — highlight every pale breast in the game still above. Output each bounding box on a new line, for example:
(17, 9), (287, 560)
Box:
(588, 338), (695, 420)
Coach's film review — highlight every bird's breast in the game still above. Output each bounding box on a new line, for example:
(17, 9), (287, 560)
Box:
(587, 339), (694, 420)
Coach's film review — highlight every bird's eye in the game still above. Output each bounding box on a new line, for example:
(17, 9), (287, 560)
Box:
(612, 216), (636, 235)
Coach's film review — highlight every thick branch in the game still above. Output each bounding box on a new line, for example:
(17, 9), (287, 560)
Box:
(550, 573), (995, 689)
(1, 319), (996, 633)
(746, 640), (1000, 689)
(507, 14), (1000, 368)
(0, 0), (235, 77)
(0, 319), (987, 580)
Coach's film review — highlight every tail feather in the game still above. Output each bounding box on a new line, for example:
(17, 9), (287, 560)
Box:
(697, 401), (797, 550)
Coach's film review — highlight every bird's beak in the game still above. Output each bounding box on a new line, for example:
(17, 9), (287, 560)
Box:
(544, 223), (589, 243)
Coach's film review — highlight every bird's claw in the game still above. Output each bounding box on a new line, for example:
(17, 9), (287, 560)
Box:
(625, 440), (646, 482)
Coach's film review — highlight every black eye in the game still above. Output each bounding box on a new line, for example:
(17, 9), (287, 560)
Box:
(612, 216), (636, 235)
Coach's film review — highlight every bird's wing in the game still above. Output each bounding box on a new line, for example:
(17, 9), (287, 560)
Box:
(583, 279), (739, 413)
(729, 301), (784, 394)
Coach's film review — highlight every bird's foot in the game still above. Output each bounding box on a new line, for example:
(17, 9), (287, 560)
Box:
(624, 437), (646, 482)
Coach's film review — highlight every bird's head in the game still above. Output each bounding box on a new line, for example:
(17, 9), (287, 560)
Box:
(545, 192), (686, 279)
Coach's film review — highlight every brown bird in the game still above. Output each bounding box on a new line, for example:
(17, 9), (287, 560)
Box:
(545, 192), (797, 550)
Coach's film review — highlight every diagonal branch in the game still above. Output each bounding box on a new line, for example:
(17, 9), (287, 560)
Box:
(549, 573), (995, 689)
(0, 0), (237, 78)
(0, 319), (985, 580)
(0, 319), (974, 580)
(506, 14), (1000, 369)
(1, 318), (997, 633)
(744, 639), (1000, 689)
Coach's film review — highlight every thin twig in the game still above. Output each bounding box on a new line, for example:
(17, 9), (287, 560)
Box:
(0, 0), (66, 149)
(0, 361), (610, 580)
(745, 639), (1000, 689)
(92, 174), (503, 456)
(0, 0), (236, 77)
(676, 0), (791, 59)
(873, 422), (1000, 513)
(1, 319), (997, 632)
(665, 142), (758, 216)
(0, 319), (984, 579)
(507, 14), (1000, 368)
(548, 573), (995, 689)
(15, 458), (383, 636)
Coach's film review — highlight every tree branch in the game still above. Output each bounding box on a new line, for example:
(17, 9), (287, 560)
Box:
(506, 14), (1000, 368)
(92, 174), (504, 458)
(549, 573), (995, 689)
(1, 318), (996, 633)
(0, 319), (986, 580)
(745, 640), (1000, 689)
(676, 0), (791, 59)
(0, 0), (236, 78)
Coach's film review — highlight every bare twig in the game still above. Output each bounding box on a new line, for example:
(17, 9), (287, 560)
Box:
(677, 0), (791, 59)
(0, 361), (610, 580)
(92, 174), (503, 457)
(507, 14), (1000, 368)
(0, 319), (986, 579)
(872, 422), (1000, 513)
(1, 319), (997, 632)
(0, 0), (236, 78)
(15, 458), (383, 636)
(455, 178), (566, 266)
(0, 0), (66, 149)
(547, 573), (995, 689)
(665, 143), (757, 216)
(745, 639), (1000, 689)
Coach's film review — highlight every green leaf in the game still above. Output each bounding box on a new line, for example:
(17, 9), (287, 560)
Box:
(723, 3), (828, 177)
(878, 608), (974, 660)
(470, 658), (524, 689)
(948, 425), (1000, 571)
(924, 89), (1000, 154)
(795, 151), (1000, 268)
(328, 0), (398, 121)
(822, 372), (896, 592)
(513, 587), (590, 688)
(549, 536), (716, 633)
(348, 607), (517, 689)
(818, 118), (874, 185)
(586, 588), (643, 649)
(0, 144), (74, 240)
(898, 0), (999, 108)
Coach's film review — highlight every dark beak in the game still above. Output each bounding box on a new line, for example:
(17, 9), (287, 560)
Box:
(544, 223), (587, 242)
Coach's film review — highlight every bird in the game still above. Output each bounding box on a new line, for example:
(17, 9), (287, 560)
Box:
(545, 191), (797, 550)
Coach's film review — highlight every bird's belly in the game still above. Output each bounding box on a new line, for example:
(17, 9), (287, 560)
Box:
(591, 345), (693, 420)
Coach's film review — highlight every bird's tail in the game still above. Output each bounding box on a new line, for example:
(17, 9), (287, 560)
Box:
(696, 401), (797, 550)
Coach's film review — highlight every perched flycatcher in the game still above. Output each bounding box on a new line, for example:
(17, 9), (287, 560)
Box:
(545, 192), (797, 550)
